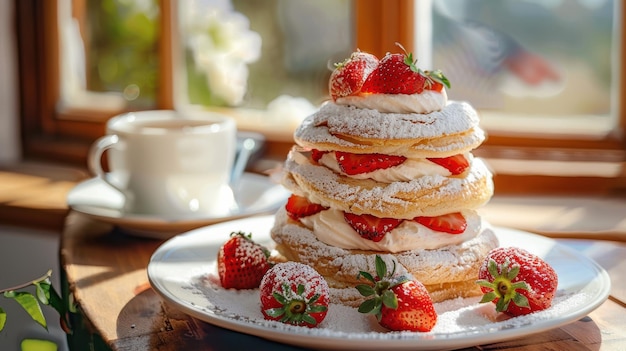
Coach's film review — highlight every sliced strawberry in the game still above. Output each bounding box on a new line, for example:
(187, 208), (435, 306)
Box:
(217, 232), (272, 289)
(311, 149), (327, 163)
(427, 154), (469, 175)
(335, 151), (407, 175)
(414, 212), (467, 234)
(285, 194), (328, 221)
(329, 51), (379, 100)
(344, 212), (402, 242)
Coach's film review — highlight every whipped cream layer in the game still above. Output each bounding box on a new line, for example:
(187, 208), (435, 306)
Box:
(299, 209), (482, 252)
(335, 90), (447, 114)
(314, 151), (473, 183)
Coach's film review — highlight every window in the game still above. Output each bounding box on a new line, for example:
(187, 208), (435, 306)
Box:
(15, 0), (626, 193)
(425, 0), (616, 136)
(413, 0), (626, 192)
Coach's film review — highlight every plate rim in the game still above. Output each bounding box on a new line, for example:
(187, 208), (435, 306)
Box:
(147, 215), (611, 350)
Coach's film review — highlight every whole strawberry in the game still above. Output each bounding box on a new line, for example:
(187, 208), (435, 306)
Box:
(356, 255), (437, 332)
(361, 43), (450, 95)
(476, 247), (558, 316)
(329, 50), (379, 100)
(260, 261), (329, 328)
(217, 231), (272, 289)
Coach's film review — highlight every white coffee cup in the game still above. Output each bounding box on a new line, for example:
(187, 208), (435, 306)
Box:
(88, 110), (237, 218)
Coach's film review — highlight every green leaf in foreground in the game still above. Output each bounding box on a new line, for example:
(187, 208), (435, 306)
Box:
(0, 307), (6, 331)
(0, 270), (72, 334)
(4, 291), (47, 330)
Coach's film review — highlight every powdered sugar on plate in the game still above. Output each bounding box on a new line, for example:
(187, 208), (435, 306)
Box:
(147, 216), (611, 350)
(187, 269), (593, 339)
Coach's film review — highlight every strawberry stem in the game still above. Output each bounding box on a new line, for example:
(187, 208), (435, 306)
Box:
(264, 283), (327, 326)
(476, 258), (531, 312)
(356, 255), (408, 317)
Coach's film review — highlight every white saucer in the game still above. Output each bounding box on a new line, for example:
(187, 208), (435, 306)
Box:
(66, 173), (290, 239)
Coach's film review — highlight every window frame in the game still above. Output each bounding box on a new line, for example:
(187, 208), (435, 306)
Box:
(14, 0), (626, 193)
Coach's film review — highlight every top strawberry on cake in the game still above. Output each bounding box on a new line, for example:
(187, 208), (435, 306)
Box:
(271, 45), (498, 306)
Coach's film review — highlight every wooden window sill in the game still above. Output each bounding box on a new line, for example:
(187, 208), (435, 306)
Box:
(1, 160), (625, 242)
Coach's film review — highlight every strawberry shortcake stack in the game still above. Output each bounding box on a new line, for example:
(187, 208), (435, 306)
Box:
(270, 46), (499, 307)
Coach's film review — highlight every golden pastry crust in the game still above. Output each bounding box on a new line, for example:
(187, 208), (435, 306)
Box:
(281, 151), (494, 219)
(294, 101), (485, 158)
(270, 208), (499, 307)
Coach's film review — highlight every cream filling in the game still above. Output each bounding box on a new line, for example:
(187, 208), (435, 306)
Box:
(335, 90), (447, 114)
(299, 209), (481, 252)
(294, 150), (472, 183)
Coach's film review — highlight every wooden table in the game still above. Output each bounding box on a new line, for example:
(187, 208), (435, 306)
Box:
(60, 210), (626, 351)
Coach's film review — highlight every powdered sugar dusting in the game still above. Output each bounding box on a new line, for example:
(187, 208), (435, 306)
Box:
(297, 101), (479, 143)
(284, 155), (493, 215)
(260, 261), (330, 299)
(188, 272), (594, 339)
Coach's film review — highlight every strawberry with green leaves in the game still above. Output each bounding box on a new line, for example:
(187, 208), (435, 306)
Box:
(217, 232), (272, 289)
(329, 50), (379, 100)
(260, 261), (329, 328)
(361, 43), (450, 95)
(356, 255), (437, 332)
(476, 247), (558, 316)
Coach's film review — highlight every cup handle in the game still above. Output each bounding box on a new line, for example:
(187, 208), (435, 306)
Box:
(88, 134), (123, 192)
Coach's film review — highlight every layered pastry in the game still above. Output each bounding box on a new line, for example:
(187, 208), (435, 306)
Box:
(270, 48), (498, 307)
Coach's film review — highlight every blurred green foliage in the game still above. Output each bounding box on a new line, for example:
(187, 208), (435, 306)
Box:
(86, 0), (159, 108)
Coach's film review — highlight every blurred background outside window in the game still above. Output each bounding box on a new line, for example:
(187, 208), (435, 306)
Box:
(61, 0), (353, 132)
(421, 0), (617, 137)
(62, 0), (618, 140)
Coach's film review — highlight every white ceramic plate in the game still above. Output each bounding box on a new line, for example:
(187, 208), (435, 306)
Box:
(147, 216), (611, 351)
(66, 173), (290, 239)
